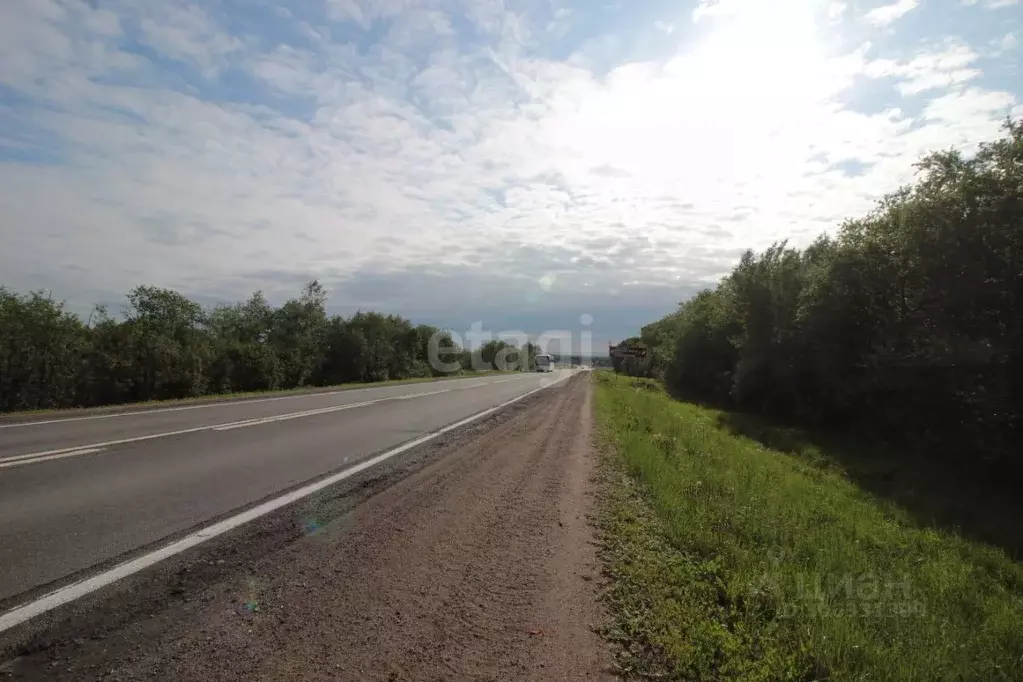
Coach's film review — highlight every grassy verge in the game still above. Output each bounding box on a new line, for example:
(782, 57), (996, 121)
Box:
(591, 372), (1023, 681)
(0, 369), (524, 420)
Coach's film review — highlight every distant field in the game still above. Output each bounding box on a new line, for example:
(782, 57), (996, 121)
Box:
(592, 373), (1023, 681)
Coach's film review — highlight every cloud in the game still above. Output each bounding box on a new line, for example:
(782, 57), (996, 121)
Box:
(865, 41), (982, 94)
(0, 0), (1020, 339)
(827, 2), (849, 21)
(692, 0), (749, 22)
(251, 45), (321, 94)
(864, 0), (920, 26)
(138, 4), (243, 76)
(962, 0), (1020, 7)
(922, 87), (1016, 123)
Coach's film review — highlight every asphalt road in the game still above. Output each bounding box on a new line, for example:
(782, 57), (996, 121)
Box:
(0, 371), (574, 602)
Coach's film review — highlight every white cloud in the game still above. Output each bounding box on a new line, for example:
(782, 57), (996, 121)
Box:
(325, 0), (371, 28)
(864, 0), (920, 26)
(986, 31), (1019, 56)
(923, 87), (1016, 122)
(692, 0), (750, 22)
(827, 2), (849, 21)
(138, 4), (242, 76)
(962, 0), (1020, 7)
(251, 45), (321, 94)
(865, 41), (982, 94)
(0, 0), (1018, 329)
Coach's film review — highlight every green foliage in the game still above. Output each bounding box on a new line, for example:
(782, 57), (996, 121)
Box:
(642, 120), (1023, 472)
(456, 340), (532, 372)
(0, 280), (496, 412)
(593, 373), (1023, 681)
(0, 289), (89, 410)
(640, 312), (682, 378)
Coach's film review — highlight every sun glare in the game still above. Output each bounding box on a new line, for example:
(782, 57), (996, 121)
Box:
(676, 1), (831, 127)
(554, 1), (836, 165)
(538, 0), (845, 248)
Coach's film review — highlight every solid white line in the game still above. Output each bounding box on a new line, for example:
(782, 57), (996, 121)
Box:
(0, 448), (106, 471)
(0, 377), (563, 634)
(0, 375), (522, 429)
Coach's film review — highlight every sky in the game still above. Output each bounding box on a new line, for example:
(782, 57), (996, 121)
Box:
(1, 0), (1021, 350)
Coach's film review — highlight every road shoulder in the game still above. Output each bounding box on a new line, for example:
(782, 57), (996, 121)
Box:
(2, 374), (614, 681)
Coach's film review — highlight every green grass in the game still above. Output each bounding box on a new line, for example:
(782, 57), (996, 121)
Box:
(0, 369), (524, 419)
(713, 410), (1023, 561)
(592, 372), (1023, 681)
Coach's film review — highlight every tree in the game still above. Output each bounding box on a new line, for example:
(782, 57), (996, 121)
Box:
(270, 281), (327, 387)
(123, 285), (210, 401)
(0, 289), (88, 410)
(0, 281), (479, 412)
(638, 120), (1023, 474)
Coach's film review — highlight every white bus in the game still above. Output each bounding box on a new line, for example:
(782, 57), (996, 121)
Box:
(535, 354), (555, 373)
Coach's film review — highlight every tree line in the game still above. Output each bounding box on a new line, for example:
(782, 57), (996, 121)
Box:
(0, 280), (537, 413)
(630, 120), (1023, 474)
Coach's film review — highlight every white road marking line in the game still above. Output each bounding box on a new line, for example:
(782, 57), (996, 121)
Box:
(0, 403), (384, 466)
(211, 400), (381, 431)
(0, 401), (384, 466)
(0, 378), (538, 469)
(0, 391), (365, 429)
(0, 375), (522, 429)
(392, 389), (452, 400)
(0, 448), (107, 471)
(0, 379), (558, 634)
(0, 424), (225, 465)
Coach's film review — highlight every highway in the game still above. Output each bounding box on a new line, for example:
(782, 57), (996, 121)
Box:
(0, 371), (574, 604)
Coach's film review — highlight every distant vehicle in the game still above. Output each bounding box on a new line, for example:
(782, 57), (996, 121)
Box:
(535, 354), (554, 373)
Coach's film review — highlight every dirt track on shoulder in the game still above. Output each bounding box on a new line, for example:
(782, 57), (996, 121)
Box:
(9, 374), (613, 681)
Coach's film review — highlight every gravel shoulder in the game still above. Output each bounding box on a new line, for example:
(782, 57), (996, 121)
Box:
(1, 374), (613, 681)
